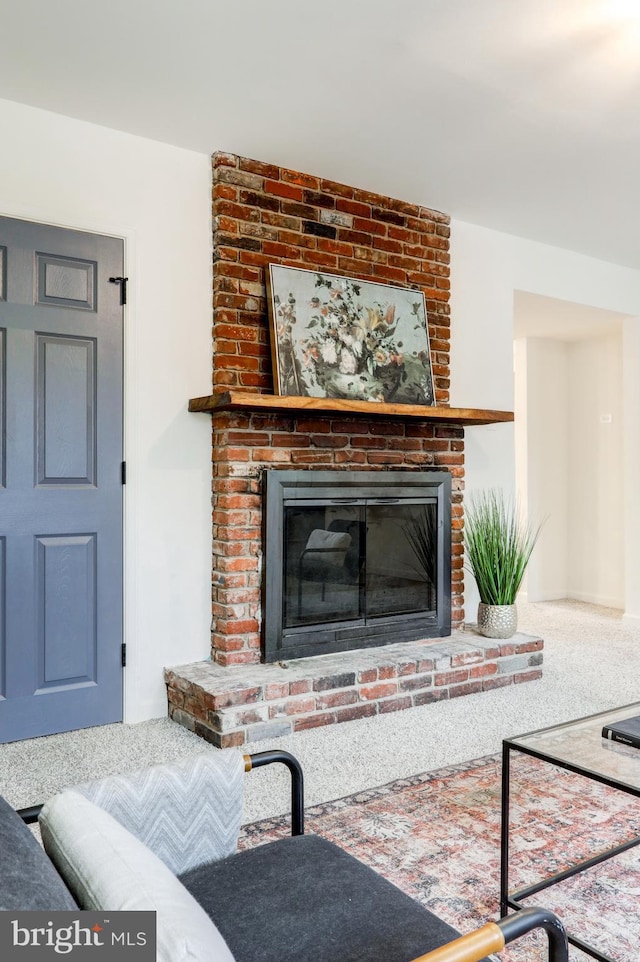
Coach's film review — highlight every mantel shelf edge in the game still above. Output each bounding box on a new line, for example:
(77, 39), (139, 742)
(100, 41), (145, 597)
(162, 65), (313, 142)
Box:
(188, 390), (513, 426)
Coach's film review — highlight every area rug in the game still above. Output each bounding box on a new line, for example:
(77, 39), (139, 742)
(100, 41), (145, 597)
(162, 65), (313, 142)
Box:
(240, 752), (640, 961)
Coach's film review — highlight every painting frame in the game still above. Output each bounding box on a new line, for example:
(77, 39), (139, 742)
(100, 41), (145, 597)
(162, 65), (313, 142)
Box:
(266, 264), (435, 406)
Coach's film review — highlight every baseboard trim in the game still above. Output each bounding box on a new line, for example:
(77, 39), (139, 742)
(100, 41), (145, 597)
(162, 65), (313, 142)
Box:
(567, 591), (624, 610)
(523, 591), (569, 603)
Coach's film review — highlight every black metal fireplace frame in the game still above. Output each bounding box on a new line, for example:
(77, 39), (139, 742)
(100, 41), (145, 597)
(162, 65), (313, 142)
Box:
(262, 469), (452, 662)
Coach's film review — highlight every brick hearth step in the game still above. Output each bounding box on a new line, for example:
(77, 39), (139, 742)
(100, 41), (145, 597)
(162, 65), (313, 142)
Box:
(164, 629), (543, 748)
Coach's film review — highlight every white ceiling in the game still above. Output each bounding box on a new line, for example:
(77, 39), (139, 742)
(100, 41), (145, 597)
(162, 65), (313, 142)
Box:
(2, 0), (640, 268)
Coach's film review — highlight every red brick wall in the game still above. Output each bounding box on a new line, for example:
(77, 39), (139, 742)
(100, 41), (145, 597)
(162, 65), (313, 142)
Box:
(210, 152), (463, 666)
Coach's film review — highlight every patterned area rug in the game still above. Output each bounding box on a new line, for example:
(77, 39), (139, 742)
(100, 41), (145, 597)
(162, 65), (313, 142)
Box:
(240, 753), (640, 961)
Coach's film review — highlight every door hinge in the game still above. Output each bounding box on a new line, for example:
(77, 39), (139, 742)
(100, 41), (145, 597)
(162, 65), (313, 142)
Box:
(121, 461), (126, 484)
(122, 643), (127, 667)
(109, 275), (128, 305)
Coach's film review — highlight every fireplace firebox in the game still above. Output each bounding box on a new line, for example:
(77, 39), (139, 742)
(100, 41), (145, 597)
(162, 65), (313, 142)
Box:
(263, 470), (451, 661)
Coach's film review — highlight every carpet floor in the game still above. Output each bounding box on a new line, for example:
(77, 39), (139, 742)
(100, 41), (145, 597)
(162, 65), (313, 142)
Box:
(1, 599), (639, 959)
(2, 599), (639, 821)
(241, 752), (640, 962)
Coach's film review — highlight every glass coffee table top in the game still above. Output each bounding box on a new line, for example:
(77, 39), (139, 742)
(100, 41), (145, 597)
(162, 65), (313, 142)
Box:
(507, 701), (640, 794)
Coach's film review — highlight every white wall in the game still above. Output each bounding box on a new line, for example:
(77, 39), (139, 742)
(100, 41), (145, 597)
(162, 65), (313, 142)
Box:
(450, 220), (640, 621)
(623, 317), (640, 625)
(567, 332), (624, 608)
(515, 331), (624, 609)
(447, 226), (515, 624)
(515, 337), (570, 603)
(0, 98), (213, 722)
(513, 337), (528, 513)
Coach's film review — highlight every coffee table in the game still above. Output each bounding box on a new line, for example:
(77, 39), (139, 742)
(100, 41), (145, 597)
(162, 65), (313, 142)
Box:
(501, 702), (640, 962)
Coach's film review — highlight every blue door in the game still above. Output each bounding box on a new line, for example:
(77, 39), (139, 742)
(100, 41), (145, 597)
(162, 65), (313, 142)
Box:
(0, 216), (124, 742)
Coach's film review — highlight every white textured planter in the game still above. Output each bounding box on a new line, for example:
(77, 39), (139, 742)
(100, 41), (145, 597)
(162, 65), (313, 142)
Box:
(477, 602), (517, 639)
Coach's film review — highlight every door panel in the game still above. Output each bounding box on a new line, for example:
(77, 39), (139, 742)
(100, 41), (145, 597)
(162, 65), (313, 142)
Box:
(36, 534), (97, 690)
(0, 215), (124, 742)
(0, 537), (5, 697)
(36, 253), (97, 311)
(0, 328), (5, 487)
(36, 334), (96, 485)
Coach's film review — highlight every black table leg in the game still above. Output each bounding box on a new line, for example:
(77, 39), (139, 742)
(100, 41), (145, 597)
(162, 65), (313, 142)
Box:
(500, 740), (511, 917)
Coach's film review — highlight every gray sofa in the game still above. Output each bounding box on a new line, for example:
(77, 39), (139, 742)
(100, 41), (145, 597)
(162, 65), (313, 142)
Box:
(0, 749), (568, 962)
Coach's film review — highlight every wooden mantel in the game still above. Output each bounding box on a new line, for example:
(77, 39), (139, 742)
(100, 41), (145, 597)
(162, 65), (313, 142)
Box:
(188, 390), (513, 426)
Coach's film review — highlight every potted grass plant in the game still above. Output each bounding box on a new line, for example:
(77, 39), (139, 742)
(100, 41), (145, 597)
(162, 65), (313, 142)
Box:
(464, 489), (543, 639)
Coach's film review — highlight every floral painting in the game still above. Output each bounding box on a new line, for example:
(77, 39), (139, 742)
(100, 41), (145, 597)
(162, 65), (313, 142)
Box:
(267, 265), (435, 405)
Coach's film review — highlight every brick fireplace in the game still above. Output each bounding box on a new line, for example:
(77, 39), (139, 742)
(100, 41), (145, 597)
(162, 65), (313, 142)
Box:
(164, 152), (542, 747)
(207, 151), (462, 666)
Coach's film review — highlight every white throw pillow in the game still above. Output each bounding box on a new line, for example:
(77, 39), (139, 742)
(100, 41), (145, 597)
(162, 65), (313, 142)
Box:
(40, 790), (235, 962)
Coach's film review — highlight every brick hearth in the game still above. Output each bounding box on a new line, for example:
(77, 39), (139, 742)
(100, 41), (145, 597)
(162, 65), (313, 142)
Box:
(165, 629), (543, 748)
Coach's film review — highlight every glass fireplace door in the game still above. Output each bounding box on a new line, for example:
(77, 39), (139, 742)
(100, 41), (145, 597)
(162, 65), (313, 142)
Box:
(263, 468), (451, 662)
(283, 499), (437, 630)
(366, 500), (437, 617)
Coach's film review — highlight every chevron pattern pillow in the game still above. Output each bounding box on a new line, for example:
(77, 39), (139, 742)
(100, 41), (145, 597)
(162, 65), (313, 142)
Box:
(70, 750), (245, 876)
